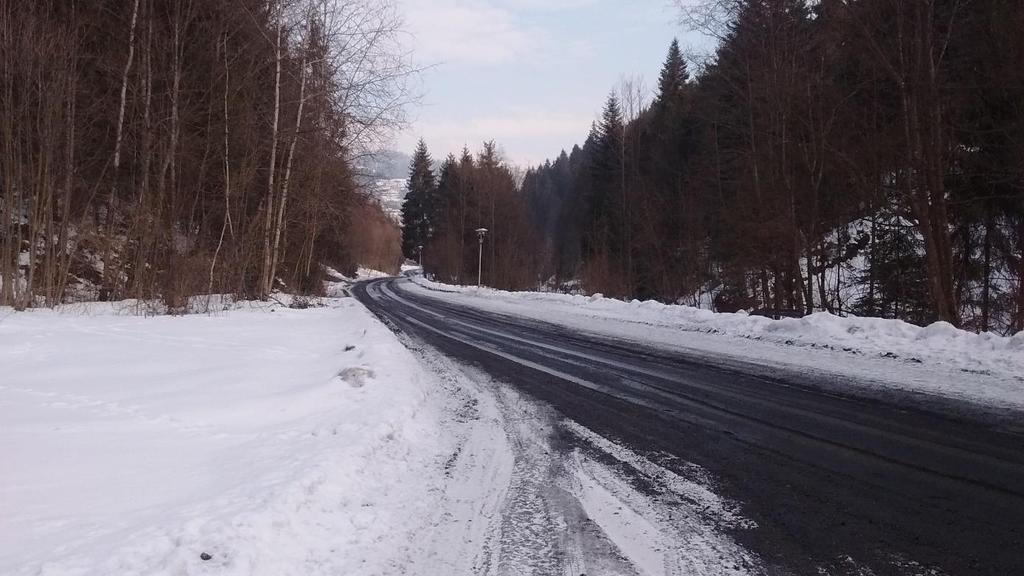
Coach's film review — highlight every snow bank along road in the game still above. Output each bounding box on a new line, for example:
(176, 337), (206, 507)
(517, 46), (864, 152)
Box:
(355, 276), (1024, 576)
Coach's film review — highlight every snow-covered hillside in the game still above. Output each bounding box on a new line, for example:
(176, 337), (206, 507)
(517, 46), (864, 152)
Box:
(368, 177), (407, 223)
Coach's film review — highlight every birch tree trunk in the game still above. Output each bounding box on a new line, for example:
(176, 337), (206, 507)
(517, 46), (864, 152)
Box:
(261, 8), (283, 299)
(102, 0), (141, 295)
(270, 21), (310, 291)
(209, 34), (233, 301)
(164, 4), (184, 307)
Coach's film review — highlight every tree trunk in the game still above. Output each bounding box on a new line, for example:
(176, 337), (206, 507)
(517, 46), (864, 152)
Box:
(981, 202), (993, 332)
(261, 9), (283, 298)
(1016, 219), (1024, 333)
(103, 0), (141, 293)
(130, 10), (154, 298)
(270, 24), (310, 292)
(209, 34), (233, 302)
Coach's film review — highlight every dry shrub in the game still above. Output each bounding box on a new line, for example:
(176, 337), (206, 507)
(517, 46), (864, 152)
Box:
(581, 249), (628, 299)
(162, 254), (213, 314)
(347, 200), (401, 275)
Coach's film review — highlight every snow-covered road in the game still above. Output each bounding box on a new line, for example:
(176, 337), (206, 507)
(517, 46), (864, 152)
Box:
(409, 276), (1024, 416)
(355, 275), (1024, 576)
(402, 341), (760, 576)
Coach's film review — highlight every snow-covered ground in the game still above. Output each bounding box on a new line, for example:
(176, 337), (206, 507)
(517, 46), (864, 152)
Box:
(16, 268), (1009, 575)
(355, 266), (391, 280)
(368, 178), (407, 223)
(408, 277), (1024, 414)
(0, 296), (453, 576)
(1, 280), (761, 576)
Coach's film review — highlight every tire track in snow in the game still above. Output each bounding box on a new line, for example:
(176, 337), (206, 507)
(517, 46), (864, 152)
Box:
(563, 422), (761, 576)
(394, 337), (646, 575)
(388, 331), (760, 576)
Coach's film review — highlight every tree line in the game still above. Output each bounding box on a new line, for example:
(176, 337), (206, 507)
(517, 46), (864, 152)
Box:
(0, 0), (407, 310)
(520, 0), (1023, 334)
(401, 140), (540, 290)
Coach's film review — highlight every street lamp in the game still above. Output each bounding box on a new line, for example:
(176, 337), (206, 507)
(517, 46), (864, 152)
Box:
(475, 228), (488, 288)
(417, 245), (423, 268)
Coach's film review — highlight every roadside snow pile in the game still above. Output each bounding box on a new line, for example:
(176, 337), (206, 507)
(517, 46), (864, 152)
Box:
(356, 266), (391, 280)
(410, 277), (1024, 409)
(321, 266), (392, 297)
(0, 298), (448, 576)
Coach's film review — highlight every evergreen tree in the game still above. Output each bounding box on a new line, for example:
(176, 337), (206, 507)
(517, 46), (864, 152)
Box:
(597, 94), (625, 151)
(656, 39), (689, 106)
(433, 154), (459, 236)
(401, 140), (437, 259)
(590, 95), (624, 243)
(574, 95), (631, 294)
(478, 140), (501, 169)
(642, 39), (701, 300)
(428, 154), (462, 279)
(854, 209), (935, 326)
(514, 0), (1024, 331)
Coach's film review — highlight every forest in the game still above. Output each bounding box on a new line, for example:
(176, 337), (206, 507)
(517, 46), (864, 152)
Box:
(401, 140), (540, 291)
(404, 0), (1024, 334)
(0, 0), (406, 311)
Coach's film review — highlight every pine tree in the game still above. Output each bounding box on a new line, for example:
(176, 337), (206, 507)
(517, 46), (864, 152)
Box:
(854, 208), (935, 326)
(587, 98), (623, 244)
(577, 93), (629, 294)
(597, 93), (624, 149)
(656, 39), (689, 106)
(401, 139), (437, 259)
(644, 38), (702, 300)
(479, 140), (500, 169)
(514, 0), (1023, 331)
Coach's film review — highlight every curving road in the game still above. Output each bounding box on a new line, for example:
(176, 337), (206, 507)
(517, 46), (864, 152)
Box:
(354, 276), (1024, 575)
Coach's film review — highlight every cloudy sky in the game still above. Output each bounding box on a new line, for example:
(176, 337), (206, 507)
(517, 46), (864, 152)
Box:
(394, 0), (713, 168)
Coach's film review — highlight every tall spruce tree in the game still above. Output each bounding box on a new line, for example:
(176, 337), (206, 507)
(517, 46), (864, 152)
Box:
(590, 95), (624, 245)
(401, 140), (437, 259)
(656, 39), (689, 106)
(643, 39), (699, 300)
(576, 94), (630, 294)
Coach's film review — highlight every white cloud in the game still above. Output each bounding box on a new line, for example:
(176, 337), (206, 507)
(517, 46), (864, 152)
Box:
(391, 0), (693, 165)
(493, 0), (598, 10)
(402, 0), (540, 66)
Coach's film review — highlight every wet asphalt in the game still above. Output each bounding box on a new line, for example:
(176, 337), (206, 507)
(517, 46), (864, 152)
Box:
(354, 277), (1024, 575)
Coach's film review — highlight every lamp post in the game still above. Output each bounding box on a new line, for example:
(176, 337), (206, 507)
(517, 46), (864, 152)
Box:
(417, 245), (423, 269)
(475, 228), (488, 287)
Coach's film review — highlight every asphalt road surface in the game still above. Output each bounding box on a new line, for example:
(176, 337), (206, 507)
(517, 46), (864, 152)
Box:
(354, 276), (1024, 575)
